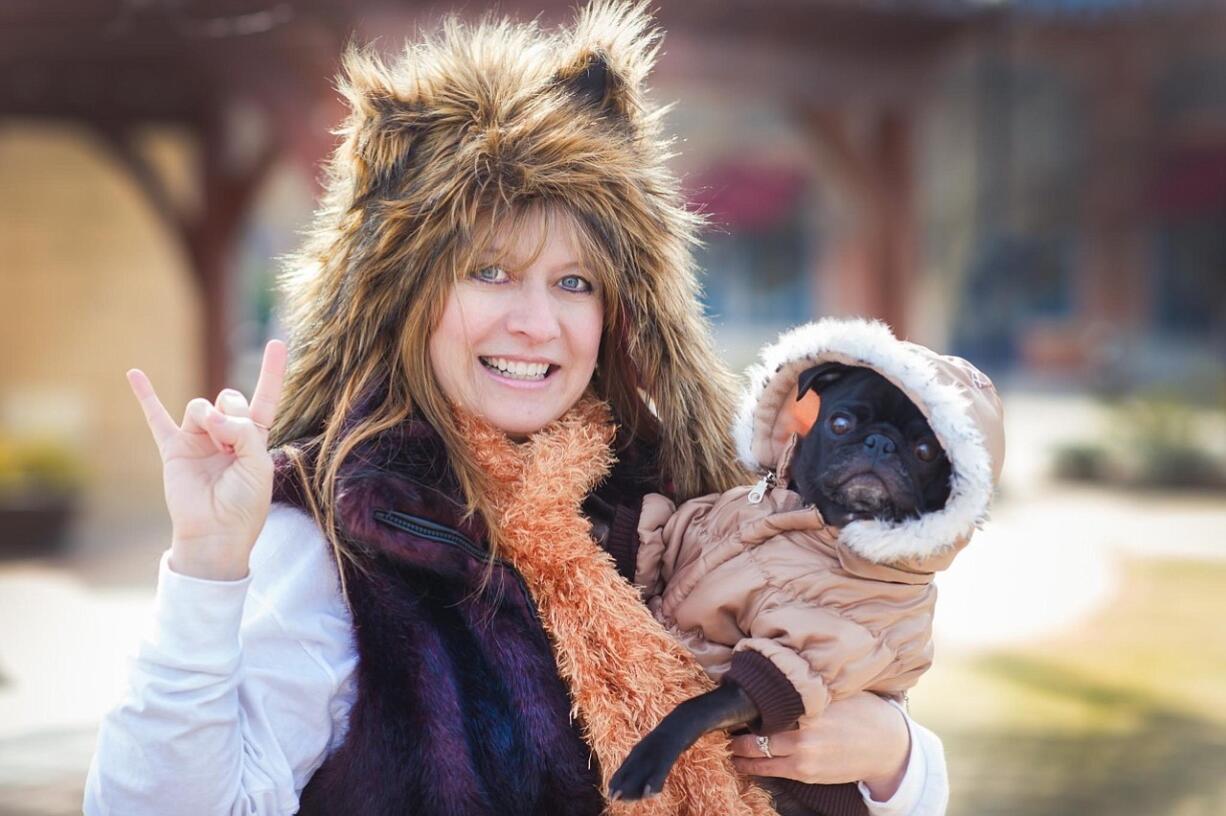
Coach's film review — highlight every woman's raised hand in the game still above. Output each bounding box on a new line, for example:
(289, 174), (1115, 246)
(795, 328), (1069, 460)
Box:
(127, 340), (288, 581)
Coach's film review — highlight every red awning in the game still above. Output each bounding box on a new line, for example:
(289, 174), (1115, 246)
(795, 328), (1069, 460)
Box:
(1150, 146), (1226, 217)
(686, 163), (809, 232)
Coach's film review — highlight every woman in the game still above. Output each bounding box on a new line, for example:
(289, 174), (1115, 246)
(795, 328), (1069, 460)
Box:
(85, 4), (948, 814)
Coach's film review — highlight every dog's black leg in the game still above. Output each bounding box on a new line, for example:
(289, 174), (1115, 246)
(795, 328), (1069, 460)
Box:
(608, 681), (760, 801)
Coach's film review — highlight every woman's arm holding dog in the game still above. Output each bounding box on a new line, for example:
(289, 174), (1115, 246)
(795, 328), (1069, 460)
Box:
(731, 693), (948, 814)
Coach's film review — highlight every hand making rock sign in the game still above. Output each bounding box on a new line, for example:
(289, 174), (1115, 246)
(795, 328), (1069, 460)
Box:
(125, 340), (287, 581)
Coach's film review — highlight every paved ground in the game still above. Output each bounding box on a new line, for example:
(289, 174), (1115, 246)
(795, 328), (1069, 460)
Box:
(0, 514), (165, 815)
(1, 392), (1223, 814)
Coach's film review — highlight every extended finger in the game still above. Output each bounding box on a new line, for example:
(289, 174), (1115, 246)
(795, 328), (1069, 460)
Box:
(126, 369), (178, 452)
(249, 339), (287, 430)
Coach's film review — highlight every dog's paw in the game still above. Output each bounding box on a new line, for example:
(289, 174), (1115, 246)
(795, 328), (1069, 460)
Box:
(608, 734), (680, 802)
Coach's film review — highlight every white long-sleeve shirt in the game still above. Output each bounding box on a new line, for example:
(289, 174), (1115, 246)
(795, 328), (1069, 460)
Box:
(84, 503), (949, 815)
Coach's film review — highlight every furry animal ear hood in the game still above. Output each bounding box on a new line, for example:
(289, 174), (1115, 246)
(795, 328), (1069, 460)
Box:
(279, 1), (742, 499)
(736, 318), (1006, 565)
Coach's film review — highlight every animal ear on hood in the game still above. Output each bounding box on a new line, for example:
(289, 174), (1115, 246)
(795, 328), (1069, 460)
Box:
(551, 1), (660, 127)
(336, 46), (428, 202)
(797, 362), (852, 398)
(555, 52), (626, 120)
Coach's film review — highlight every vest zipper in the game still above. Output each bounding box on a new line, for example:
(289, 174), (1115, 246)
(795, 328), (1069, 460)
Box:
(374, 509), (489, 561)
(372, 509), (545, 626)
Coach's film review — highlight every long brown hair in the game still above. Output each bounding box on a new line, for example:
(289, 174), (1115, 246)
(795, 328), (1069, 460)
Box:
(269, 5), (752, 600)
(271, 199), (667, 592)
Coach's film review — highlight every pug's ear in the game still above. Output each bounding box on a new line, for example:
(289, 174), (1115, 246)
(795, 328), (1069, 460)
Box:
(797, 363), (851, 398)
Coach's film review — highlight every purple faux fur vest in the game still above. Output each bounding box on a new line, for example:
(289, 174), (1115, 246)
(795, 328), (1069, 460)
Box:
(270, 416), (658, 816)
(270, 412), (865, 816)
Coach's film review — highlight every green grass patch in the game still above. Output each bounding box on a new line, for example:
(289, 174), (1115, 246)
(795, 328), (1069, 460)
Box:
(913, 559), (1226, 729)
(909, 558), (1226, 816)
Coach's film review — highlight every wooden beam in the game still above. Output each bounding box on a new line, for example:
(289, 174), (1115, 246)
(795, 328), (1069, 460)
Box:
(91, 125), (190, 241)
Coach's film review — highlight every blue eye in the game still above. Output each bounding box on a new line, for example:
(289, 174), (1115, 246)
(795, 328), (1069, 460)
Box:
(472, 266), (509, 283)
(559, 274), (593, 293)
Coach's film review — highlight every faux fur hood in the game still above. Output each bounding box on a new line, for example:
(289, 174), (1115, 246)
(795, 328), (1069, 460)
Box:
(278, 1), (742, 500)
(734, 318), (1006, 566)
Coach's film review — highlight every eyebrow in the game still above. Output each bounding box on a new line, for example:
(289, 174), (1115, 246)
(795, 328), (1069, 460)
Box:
(478, 252), (582, 272)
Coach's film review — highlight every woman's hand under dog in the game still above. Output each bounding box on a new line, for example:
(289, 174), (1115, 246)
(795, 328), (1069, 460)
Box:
(126, 340), (287, 581)
(729, 691), (911, 801)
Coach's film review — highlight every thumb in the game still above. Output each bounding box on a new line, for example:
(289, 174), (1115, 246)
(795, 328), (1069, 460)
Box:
(205, 408), (270, 461)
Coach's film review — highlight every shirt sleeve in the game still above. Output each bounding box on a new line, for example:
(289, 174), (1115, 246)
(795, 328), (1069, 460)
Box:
(83, 504), (358, 816)
(859, 701), (949, 816)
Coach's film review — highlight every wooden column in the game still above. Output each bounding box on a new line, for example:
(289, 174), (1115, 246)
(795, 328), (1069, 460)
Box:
(189, 121), (277, 397)
(1075, 34), (1152, 333)
(800, 106), (917, 336)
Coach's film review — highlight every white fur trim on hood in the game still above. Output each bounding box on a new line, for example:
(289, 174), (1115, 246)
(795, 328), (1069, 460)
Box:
(734, 318), (1005, 566)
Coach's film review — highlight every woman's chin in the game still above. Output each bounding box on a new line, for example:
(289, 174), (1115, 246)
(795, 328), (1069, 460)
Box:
(469, 395), (569, 438)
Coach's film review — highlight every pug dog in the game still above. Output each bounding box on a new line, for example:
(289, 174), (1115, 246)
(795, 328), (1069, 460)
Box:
(791, 362), (952, 527)
(608, 363), (952, 802)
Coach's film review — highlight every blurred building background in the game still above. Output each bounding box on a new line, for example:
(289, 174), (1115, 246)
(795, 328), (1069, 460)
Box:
(1, 1), (1224, 814)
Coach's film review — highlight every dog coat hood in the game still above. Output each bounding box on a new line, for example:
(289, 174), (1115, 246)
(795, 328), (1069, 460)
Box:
(279, 1), (742, 500)
(734, 318), (1006, 565)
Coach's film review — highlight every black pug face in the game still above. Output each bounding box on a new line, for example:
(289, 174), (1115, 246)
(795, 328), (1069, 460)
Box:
(789, 363), (952, 527)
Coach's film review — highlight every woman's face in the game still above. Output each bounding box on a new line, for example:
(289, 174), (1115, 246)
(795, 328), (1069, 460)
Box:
(429, 209), (604, 437)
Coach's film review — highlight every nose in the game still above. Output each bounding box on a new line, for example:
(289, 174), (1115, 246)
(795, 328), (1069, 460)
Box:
(505, 283), (562, 343)
(863, 433), (897, 458)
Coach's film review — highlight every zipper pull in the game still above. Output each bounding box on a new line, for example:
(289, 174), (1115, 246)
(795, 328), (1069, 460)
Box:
(747, 471), (776, 505)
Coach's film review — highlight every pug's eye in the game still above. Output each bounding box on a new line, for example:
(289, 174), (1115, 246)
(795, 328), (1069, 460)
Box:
(914, 440), (939, 462)
(830, 413), (855, 435)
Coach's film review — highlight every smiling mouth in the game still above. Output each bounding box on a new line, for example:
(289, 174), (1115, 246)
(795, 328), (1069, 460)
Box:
(479, 356), (558, 382)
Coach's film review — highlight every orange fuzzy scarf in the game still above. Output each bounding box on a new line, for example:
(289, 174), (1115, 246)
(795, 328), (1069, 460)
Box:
(458, 397), (776, 816)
